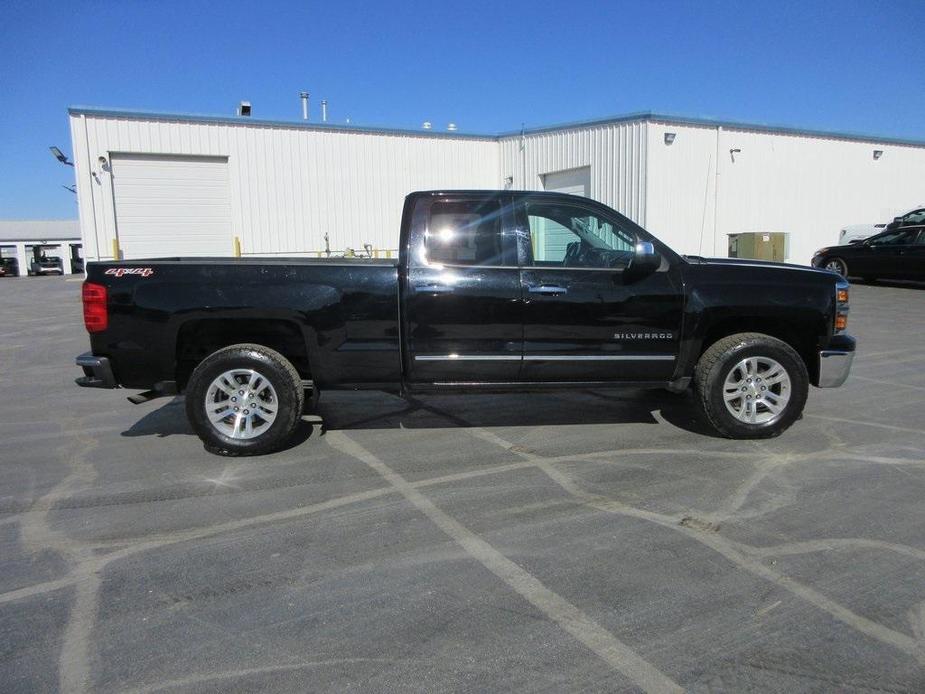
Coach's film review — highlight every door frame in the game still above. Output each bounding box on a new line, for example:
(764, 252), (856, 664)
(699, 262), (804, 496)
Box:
(400, 193), (523, 385)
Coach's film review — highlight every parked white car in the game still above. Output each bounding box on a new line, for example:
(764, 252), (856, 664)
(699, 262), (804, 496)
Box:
(839, 205), (925, 244)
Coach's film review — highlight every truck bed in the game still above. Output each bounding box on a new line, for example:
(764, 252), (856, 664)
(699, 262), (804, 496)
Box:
(85, 258), (402, 390)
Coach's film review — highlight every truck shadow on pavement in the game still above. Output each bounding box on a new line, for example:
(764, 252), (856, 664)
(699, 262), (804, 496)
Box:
(121, 388), (718, 452)
(853, 278), (925, 290)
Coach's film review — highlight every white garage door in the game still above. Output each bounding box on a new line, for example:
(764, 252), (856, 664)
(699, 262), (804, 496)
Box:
(542, 166), (590, 197)
(111, 154), (232, 258)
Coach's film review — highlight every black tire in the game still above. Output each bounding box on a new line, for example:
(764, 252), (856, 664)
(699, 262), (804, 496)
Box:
(822, 257), (847, 277)
(693, 332), (809, 439)
(185, 343), (304, 456)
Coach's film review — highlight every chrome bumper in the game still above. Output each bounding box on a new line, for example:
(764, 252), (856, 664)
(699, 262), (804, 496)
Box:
(75, 352), (118, 389)
(817, 349), (854, 388)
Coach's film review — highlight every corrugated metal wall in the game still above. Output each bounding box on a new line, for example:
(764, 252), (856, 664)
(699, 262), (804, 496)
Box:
(71, 110), (925, 267)
(645, 120), (925, 263)
(499, 121), (648, 226)
(70, 112), (500, 261)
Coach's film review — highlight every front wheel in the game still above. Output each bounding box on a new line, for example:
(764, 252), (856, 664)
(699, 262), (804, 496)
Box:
(823, 257), (847, 277)
(185, 344), (304, 456)
(694, 333), (809, 439)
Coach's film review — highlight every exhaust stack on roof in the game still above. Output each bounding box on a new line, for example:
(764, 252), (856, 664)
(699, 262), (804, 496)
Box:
(299, 92), (309, 120)
(321, 99), (328, 123)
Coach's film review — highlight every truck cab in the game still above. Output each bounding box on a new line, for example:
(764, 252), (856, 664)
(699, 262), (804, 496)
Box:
(402, 192), (682, 386)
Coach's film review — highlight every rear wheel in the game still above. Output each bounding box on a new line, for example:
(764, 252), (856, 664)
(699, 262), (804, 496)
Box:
(694, 333), (808, 439)
(823, 257), (847, 277)
(185, 344), (304, 456)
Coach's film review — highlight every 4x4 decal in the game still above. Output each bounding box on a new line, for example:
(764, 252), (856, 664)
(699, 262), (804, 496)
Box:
(104, 267), (155, 278)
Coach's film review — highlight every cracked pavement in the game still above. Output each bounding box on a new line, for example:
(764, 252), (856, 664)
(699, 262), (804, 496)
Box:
(1, 276), (924, 692)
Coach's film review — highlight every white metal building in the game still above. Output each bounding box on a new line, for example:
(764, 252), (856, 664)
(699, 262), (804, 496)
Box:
(69, 107), (925, 266)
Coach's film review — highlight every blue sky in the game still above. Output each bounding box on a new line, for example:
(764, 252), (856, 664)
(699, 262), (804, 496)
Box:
(2, 0), (924, 220)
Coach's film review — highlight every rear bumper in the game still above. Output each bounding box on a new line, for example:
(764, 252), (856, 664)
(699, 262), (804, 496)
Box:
(75, 352), (118, 388)
(816, 335), (856, 388)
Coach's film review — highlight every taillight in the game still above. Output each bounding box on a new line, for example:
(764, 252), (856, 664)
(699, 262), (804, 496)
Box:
(834, 281), (849, 334)
(82, 282), (108, 333)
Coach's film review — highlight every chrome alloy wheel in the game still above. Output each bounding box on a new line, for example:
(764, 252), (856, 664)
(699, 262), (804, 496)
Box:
(204, 369), (278, 439)
(824, 258), (846, 276)
(722, 356), (791, 425)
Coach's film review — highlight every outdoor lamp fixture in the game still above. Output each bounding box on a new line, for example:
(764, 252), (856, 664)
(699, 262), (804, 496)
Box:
(730, 148), (742, 162)
(49, 146), (73, 166)
(873, 149), (883, 160)
(663, 132), (676, 145)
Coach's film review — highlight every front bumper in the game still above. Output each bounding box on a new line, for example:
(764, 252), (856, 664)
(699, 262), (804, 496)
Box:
(816, 335), (856, 388)
(75, 352), (118, 388)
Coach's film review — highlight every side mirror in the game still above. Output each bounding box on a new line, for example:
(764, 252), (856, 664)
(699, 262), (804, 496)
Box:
(630, 241), (661, 274)
(886, 218), (901, 230)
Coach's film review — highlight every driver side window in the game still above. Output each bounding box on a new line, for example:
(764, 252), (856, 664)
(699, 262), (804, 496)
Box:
(526, 202), (635, 268)
(870, 229), (918, 246)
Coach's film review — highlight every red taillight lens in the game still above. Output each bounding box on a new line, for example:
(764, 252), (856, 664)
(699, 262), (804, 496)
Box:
(82, 282), (108, 333)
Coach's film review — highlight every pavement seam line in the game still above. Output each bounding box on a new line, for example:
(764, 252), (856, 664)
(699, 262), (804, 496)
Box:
(805, 414), (925, 435)
(0, 461), (545, 607)
(463, 427), (925, 667)
(325, 430), (683, 694)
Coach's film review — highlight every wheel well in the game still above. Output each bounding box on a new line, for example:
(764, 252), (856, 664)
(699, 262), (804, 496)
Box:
(699, 318), (818, 382)
(175, 319), (311, 388)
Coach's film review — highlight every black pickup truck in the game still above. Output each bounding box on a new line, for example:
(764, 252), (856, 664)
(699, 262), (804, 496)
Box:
(76, 190), (855, 455)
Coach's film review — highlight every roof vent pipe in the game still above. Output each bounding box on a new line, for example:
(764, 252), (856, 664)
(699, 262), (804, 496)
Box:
(321, 99), (328, 123)
(300, 91), (309, 121)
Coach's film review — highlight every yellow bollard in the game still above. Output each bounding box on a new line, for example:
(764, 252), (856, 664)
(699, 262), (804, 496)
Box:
(385, 250), (392, 259)
(232, 236), (242, 258)
(112, 238), (120, 261)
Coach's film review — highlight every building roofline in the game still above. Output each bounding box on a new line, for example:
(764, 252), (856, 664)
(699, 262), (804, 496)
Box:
(67, 106), (497, 141)
(69, 106), (925, 149)
(500, 111), (925, 148)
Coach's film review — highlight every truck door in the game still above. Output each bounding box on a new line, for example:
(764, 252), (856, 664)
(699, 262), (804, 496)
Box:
(517, 195), (683, 382)
(402, 194), (523, 383)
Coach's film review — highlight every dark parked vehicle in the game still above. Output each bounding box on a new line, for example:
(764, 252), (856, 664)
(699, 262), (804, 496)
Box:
(887, 207), (925, 230)
(0, 257), (18, 277)
(812, 226), (925, 281)
(76, 190), (855, 455)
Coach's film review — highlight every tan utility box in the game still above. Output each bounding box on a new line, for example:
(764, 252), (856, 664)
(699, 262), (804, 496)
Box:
(728, 232), (788, 262)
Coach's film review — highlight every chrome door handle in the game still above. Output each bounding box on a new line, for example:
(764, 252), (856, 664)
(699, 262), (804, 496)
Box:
(528, 284), (568, 295)
(414, 282), (454, 294)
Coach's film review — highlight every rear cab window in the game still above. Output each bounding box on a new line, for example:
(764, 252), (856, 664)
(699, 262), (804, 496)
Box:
(421, 199), (515, 267)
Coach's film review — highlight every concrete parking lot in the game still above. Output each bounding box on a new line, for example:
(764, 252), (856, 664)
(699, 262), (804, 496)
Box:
(1, 275), (924, 693)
